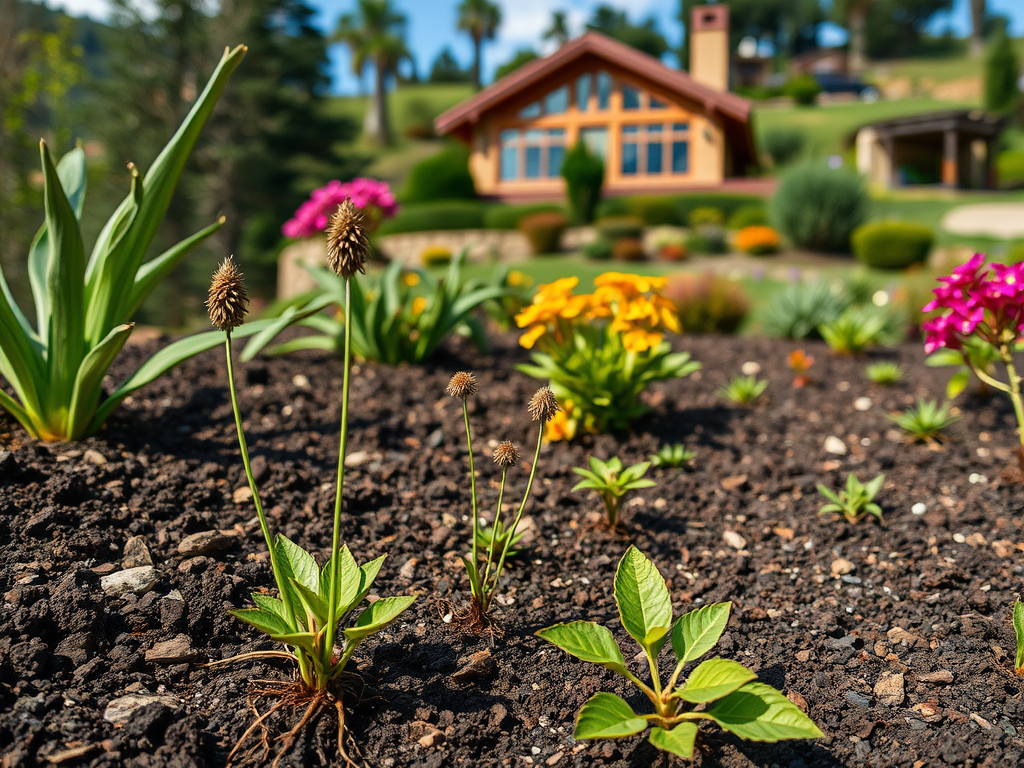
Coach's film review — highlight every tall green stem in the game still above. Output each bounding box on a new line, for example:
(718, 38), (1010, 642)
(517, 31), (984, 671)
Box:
(462, 399), (480, 569)
(478, 470), (507, 599)
(323, 279), (353, 688)
(1003, 352), (1024, 465)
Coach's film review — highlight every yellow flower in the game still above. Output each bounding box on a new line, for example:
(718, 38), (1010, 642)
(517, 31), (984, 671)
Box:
(508, 270), (532, 288)
(411, 296), (427, 315)
(519, 324), (546, 349)
(402, 271), (421, 287)
(544, 407), (578, 442)
(622, 329), (664, 353)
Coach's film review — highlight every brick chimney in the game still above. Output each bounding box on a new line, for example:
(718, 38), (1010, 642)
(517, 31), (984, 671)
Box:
(690, 4), (729, 92)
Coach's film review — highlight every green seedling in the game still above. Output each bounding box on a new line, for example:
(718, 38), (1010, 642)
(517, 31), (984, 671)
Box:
(208, 208), (414, 763)
(573, 456), (656, 528)
(537, 546), (823, 760)
(475, 515), (527, 561)
(717, 374), (768, 405)
(889, 398), (960, 443)
(818, 306), (893, 356)
(1014, 600), (1024, 676)
(865, 361), (904, 386)
(817, 473), (885, 524)
(650, 443), (696, 469)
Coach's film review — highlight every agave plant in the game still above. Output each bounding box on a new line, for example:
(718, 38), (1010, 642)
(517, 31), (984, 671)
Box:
(0, 45), (261, 441)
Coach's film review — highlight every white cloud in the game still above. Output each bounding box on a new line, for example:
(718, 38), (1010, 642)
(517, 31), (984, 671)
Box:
(45, 0), (114, 20)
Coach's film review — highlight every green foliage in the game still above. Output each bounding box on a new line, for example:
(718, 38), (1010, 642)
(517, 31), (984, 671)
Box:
(420, 245), (453, 268)
(242, 251), (507, 365)
(650, 444), (695, 469)
(784, 75), (822, 106)
(573, 456), (656, 528)
(586, 6), (669, 58)
(494, 47), (538, 80)
(771, 162), (869, 253)
(562, 141), (605, 224)
(728, 204), (770, 230)
(817, 473), (885, 524)
(0, 47), (247, 441)
(985, 29), (1021, 112)
(688, 207), (725, 228)
(819, 306), (897, 356)
(664, 273), (751, 335)
(519, 211), (568, 255)
(865, 361), (905, 386)
(761, 128), (806, 168)
(475, 516), (526, 562)
(376, 201), (487, 235)
(634, 198), (681, 226)
(997, 151), (1024, 190)
(483, 202), (564, 230)
(717, 375), (768, 405)
(926, 336), (1002, 399)
(889, 398), (960, 443)
(596, 216), (644, 241)
(1014, 600), (1024, 676)
(537, 547), (823, 758)
(401, 142), (476, 203)
(582, 238), (614, 261)
(852, 221), (934, 270)
(759, 280), (847, 339)
(686, 229), (728, 255)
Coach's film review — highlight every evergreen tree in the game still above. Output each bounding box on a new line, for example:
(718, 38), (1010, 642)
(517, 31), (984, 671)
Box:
(494, 48), (539, 80)
(587, 6), (668, 59)
(985, 29), (1021, 112)
(428, 47), (470, 83)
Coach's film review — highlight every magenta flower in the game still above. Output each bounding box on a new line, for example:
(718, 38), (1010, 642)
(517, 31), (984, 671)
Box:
(282, 178), (399, 239)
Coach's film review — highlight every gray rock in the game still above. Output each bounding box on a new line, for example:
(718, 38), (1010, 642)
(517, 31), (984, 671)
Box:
(100, 566), (158, 597)
(145, 634), (198, 664)
(122, 536), (153, 568)
(103, 692), (180, 725)
(845, 691), (871, 708)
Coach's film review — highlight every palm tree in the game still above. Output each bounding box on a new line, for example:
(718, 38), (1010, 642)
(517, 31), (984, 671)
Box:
(334, 0), (409, 146)
(833, 0), (872, 74)
(543, 11), (570, 48)
(457, 0), (501, 90)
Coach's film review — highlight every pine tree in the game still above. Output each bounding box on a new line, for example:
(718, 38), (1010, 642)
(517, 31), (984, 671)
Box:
(985, 29), (1021, 112)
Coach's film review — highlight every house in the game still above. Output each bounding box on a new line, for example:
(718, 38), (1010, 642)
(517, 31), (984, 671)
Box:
(790, 48), (848, 77)
(855, 110), (1006, 189)
(434, 4), (757, 201)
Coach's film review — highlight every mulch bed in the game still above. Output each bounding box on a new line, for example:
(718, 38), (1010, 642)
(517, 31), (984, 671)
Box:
(2, 331), (1024, 767)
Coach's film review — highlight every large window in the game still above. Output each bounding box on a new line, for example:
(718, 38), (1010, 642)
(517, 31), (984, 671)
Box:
(576, 74), (591, 112)
(622, 84), (641, 110)
(597, 71), (611, 110)
(619, 122), (691, 177)
(544, 86), (569, 114)
(500, 129), (518, 180)
(499, 128), (566, 180)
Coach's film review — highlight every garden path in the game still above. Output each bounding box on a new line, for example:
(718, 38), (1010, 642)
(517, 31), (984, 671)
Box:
(941, 203), (1024, 239)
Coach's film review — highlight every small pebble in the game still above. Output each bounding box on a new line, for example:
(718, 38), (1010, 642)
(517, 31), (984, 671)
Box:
(854, 397), (872, 412)
(911, 503), (927, 516)
(824, 436), (847, 455)
(741, 361), (761, 375)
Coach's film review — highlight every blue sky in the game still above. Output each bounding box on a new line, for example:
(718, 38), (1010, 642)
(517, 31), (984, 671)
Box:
(50, 0), (1024, 94)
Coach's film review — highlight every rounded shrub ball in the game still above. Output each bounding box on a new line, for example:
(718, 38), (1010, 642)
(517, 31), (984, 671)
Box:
(852, 221), (934, 269)
(771, 162), (868, 253)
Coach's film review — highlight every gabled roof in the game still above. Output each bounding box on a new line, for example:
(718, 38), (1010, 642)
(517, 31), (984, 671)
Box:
(434, 31), (752, 137)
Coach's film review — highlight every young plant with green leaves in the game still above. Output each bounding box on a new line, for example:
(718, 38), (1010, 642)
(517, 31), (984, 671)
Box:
(573, 456), (656, 529)
(448, 374), (554, 621)
(537, 547), (823, 759)
(209, 205), (414, 761)
(817, 473), (885, 524)
(889, 398), (960, 443)
(819, 306), (897, 356)
(242, 250), (507, 365)
(926, 336), (1002, 399)
(1013, 600), (1024, 676)
(717, 374), (768, 405)
(650, 443), (695, 469)
(865, 361), (904, 386)
(0, 46), (251, 441)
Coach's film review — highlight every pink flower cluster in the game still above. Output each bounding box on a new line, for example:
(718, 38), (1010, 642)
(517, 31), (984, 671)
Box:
(282, 178), (398, 239)
(923, 253), (1024, 355)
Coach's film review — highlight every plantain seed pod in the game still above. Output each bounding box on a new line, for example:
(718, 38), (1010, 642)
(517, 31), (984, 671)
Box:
(527, 386), (560, 423)
(446, 371), (478, 400)
(326, 199), (369, 279)
(493, 440), (521, 469)
(207, 257), (249, 332)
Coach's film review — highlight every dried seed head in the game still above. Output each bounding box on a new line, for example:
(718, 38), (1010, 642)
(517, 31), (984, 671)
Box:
(326, 199), (368, 279)
(446, 371), (477, 399)
(493, 440), (521, 469)
(207, 257), (249, 331)
(527, 386), (560, 423)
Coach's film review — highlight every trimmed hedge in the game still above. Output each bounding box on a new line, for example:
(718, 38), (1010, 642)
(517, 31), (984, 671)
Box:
(376, 201), (488, 235)
(483, 202), (565, 230)
(519, 211), (567, 254)
(595, 192), (764, 225)
(771, 162), (868, 253)
(401, 143), (476, 203)
(727, 204), (770, 229)
(852, 221), (934, 269)
(596, 216), (644, 241)
(998, 150), (1024, 189)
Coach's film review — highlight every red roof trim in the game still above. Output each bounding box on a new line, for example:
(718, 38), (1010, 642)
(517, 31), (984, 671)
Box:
(435, 31), (751, 135)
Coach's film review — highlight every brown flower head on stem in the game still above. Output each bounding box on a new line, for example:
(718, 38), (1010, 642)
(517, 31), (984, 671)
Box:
(527, 386), (560, 423)
(207, 257), (249, 331)
(493, 440), (521, 469)
(326, 199), (368, 279)
(446, 371), (477, 399)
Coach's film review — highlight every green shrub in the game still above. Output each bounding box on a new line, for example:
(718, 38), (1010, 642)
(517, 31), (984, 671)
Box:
(998, 150), (1024, 190)
(612, 237), (645, 261)
(785, 75), (822, 106)
(635, 197), (681, 226)
(519, 211), (567, 254)
(561, 140), (604, 224)
(673, 193), (763, 224)
(401, 142), (476, 203)
(596, 193), (762, 225)
(688, 207), (725, 228)
(582, 238), (614, 260)
(596, 215), (644, 241)
(687, 229), (727, 255)
(852, 221), (934, 269)
(376, 201), (487, 235)
(985, 29), (1021, 112)
(771, 162), (868, 253)
(420, 245), (453, 267)
(594, 196), (630, 218)
(664, 273), (750, 334)
(761, 128), (806, 167)
(483, 202), (564, 230)
(727, 203), (769, 229)
(759, 280), (848, 339)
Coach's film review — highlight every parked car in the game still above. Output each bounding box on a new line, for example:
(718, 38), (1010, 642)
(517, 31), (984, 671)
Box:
(814, 73), (880, 102)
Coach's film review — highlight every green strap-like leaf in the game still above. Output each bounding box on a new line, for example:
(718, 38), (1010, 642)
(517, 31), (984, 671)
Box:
(343, 595), (416, 644)
(677, 658), (757, 703)
(614, 546), (673, 650)
(290, 577), (328, 629)
(1014, 600), (1024, 673)
(671, 602), (732, 664)
(648, 723), (697, 758)
(240, 294), (336, 362)
(276, 535), (320, 594)
(66, 323), (134, 441)
(574, 692), (647, 740)
(707, 682), (824, 742)
(535, 621), (629, 676)
(269, 631), (318, 653)
(231, 608), (292, 637)
(0, 388), (38, 438)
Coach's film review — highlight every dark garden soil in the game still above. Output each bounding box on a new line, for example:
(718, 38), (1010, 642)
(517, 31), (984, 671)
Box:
(3, 331), (1024, 768)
